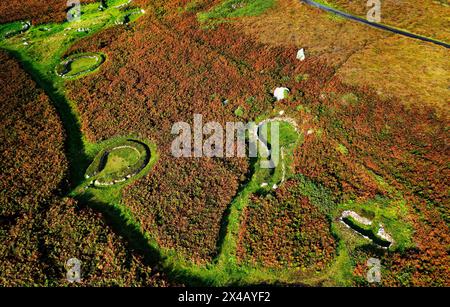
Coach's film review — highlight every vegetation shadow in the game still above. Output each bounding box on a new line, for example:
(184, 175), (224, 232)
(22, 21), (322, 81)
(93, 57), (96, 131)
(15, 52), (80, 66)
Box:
(76, 191), (209, 286)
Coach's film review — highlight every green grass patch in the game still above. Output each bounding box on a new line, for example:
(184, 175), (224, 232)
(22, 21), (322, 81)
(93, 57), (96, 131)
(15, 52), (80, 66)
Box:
(336, 143), (348, 155)
(234, 106), (245, 117)
(0, 21), (30, 39)
(320, 240), (354, 286)
(341, 92), (359, 105)
(198, 0), (275, 24)
(294, 73), (309, 82)
(257, 120), (301, 186)
(291, 174), (336, 216)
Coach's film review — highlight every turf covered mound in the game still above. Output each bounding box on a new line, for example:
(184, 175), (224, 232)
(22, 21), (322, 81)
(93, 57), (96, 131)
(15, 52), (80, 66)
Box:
(85, 139), (150, 187)
(55, 52), (104, 79)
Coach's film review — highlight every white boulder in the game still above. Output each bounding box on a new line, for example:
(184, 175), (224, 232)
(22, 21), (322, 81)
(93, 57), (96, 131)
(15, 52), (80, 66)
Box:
(274, 87), (289, 101)
(296, 48), (306, 61)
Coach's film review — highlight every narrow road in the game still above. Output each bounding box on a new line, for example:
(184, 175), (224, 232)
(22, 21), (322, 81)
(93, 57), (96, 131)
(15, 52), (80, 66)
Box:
(301, 0), (450, 49)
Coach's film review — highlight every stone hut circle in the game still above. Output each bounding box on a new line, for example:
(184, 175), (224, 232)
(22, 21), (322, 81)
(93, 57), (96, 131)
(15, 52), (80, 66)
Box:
(85, 139), (151, 188)
(55, 52), (105, 79)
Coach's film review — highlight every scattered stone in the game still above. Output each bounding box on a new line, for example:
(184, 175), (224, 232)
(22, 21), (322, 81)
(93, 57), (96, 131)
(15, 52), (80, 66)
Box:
(307, 129), (314, 135)
(377, 224), (394, 245)
(272, 184), (278, 190)
(278, 110), (285, 116)
(114, 0), (133, 9)
(260, 182), (268, 187)
(22, 21), (31, 31)
(4, 21), (31, 38)
(231, 2), (245, 10)
(341, 210), (372, 226)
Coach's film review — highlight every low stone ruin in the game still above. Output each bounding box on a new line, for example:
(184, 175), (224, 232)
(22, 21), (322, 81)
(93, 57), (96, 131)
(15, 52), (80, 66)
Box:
(341, 210), (372, 226)
(340, 210), (394, 248)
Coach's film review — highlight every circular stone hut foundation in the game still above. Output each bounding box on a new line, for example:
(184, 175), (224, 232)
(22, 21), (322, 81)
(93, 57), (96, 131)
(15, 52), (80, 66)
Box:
(85, 139), (151, 187)
(56, 52), (105, 79)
